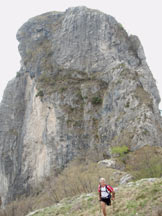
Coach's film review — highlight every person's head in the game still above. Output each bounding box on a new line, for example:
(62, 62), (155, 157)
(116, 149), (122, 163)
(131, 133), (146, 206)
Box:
(99, 177), (106, 186)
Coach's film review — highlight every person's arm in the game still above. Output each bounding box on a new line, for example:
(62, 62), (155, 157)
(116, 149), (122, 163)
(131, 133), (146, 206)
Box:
(111, 190), (115, 200)
(98, 185), (101, 201)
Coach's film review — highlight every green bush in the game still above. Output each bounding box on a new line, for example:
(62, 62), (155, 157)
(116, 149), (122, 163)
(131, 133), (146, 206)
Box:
(36, 90), (44, 97)
(16, 72), (21, 78)
(118, 23), (125, 30)
(111, 145), (129, 157)
(125, 101), (130, 108)
(91, 96), (102, 105)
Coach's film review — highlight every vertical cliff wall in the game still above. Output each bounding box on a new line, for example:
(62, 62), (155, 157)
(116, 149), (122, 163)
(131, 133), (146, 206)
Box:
(0, 6), (162, 205)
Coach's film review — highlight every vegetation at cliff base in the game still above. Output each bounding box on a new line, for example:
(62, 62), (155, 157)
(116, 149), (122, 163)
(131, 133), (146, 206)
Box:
(27, 178), (162, 216)
(0, 146), (162, 216)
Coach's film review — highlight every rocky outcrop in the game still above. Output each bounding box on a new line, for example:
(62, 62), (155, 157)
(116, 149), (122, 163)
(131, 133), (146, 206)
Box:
(98, 159), (116, 169)
(0, 6), (162, 205)
(119, 174), (133, 185)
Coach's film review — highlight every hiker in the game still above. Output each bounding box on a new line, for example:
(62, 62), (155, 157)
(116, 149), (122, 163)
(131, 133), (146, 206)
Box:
(98, 178), (115, 216)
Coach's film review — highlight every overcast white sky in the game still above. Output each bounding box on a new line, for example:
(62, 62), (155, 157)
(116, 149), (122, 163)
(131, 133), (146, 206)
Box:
(0, 0), (162, 108)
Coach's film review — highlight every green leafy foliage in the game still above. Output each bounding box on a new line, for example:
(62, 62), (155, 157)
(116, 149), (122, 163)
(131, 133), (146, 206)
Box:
(36, 90), (44, 97)
(91, 96), (102, 105)
(111, 145), (129, 157)
(16, 72), (21, 78)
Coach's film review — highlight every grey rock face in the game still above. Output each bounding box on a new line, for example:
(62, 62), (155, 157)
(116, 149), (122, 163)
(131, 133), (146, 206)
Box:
(0, 74), (28, 204)
(119, 174), (133, 185)
(0, 6), (162, 205)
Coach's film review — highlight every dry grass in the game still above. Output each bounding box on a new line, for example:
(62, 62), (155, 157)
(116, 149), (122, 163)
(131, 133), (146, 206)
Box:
(125, 146), (162, 179)
(0, 160), (125, 216)
(25, 177), (162, 216)
(1, 146), (162, 216)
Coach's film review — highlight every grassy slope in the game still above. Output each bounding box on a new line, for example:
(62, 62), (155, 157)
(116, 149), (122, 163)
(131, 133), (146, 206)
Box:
(27, 178), (162, 216)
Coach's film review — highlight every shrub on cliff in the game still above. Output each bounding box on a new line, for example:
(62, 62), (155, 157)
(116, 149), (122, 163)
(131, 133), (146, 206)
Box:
(111, 145), (129, 157)
(91, 96), (102, 105)
(36, 90), (44, 97)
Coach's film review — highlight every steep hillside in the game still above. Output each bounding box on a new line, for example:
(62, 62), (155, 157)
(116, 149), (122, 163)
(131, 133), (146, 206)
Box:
(26, 178), (162, 216)
(0, 6), (162, 205)
(0, 146), (162, 216)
